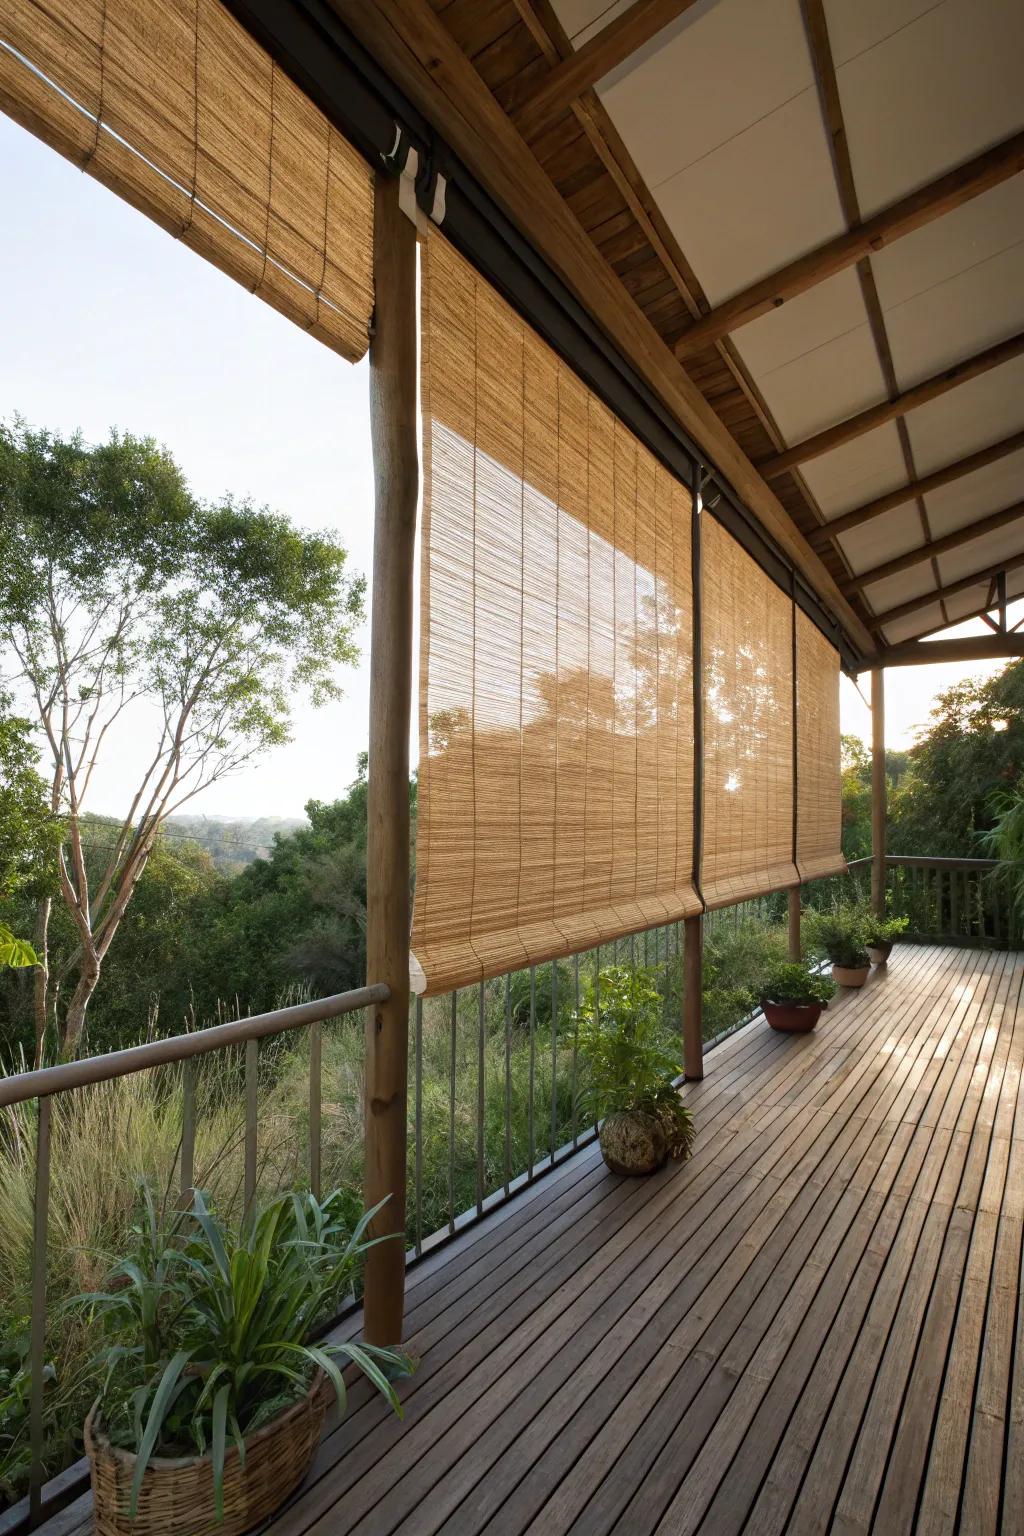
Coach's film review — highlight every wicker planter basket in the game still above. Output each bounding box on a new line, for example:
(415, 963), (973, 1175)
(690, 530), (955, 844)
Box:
(85, 1372), (328, 1536)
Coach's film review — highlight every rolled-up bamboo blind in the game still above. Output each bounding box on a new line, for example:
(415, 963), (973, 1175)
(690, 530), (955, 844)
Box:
(0, 0), (373, 360)
(412, 231), (700, 995)
(795, 608), (846, 881)
(700, 516), (799, 907)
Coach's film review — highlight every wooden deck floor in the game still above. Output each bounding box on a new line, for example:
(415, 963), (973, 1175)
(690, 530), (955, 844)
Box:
(49, 945), (1024, 1534)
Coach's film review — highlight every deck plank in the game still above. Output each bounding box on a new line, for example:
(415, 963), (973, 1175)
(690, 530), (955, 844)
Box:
(39, 945), (1024, 1536)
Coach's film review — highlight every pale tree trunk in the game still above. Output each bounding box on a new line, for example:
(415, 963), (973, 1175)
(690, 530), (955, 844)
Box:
(32, 896), (51, 1067)
(61, 954), (100, 1057)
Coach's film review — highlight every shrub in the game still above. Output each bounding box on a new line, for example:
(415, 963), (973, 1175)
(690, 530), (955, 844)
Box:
(803, 903), (870, 969)
(863, 912), (909, 946)
(760, 960), (835, 1007)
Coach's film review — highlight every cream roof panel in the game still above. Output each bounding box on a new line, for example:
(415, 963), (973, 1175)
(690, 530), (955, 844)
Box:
(881, 603), (945, 645)
(923, 449), (1024, 539)
(883, 244), (1024, 392)
(799, 421), (908, 519)
(591, 0), (815, 195)
(870, 179), (1024, 316)
(942, 582), (994, 624)
(837, 504), (923, 579)
(936, 523), (1024, 585)
(730, 268), (870, 390)
(653, 86), (843, 304)
(823, 1), (948, 65)
(735, 306), (887, 447)
(905, 355), (1024, 471)
(863, 563), (938, 615)
(835, 0), (1024, 217)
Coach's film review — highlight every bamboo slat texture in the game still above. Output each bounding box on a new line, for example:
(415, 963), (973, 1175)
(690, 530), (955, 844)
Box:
(0, 0), (374, 358)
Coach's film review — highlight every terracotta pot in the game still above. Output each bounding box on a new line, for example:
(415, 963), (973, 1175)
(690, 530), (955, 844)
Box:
(867, 940), (893, 965)
(760, 998), (824, 1034)
(85, 1372), (328, 1536)
(832, 962), (870, 988)
(599, 1110), (667, 1175)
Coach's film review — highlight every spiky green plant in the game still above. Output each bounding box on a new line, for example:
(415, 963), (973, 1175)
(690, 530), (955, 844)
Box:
(71, 1185), (411, 1519)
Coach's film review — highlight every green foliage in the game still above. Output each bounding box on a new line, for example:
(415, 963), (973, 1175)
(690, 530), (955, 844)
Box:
(0, 927), (37, 970)
(803, 901), (870, 969)
(700, 917), (788, 1039)
(981, 780), (1024, 923)
(760, 961), (835, 1007)
(72, 1186), (410, 1518)
(575, 966), (693, 1159)
(862, 912), (908, 947)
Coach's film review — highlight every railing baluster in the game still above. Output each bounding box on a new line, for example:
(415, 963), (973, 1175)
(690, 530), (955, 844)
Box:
(528, 967), (536, 1180)
(593, 949), (600, 1130)
(309, 1021), (322, 1202)
(572, 952), (580, 1150)
(476, 983), (486, 1217)
(28, 1094), (52, 1526)
(244, 1037), (258, 1217)
(550, 963), (558, 1166)
(504, 976), (512, 1198)
(414, 998), (423, 1255)
(448, 991), (457, 1235)
(180, 1059), (196, 1208)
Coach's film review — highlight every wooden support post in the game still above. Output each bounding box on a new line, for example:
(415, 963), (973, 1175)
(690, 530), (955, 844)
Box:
(363, 174), (417, 1347)
(683, 914), (703, 1081)
(788, 886), (802, 961)
(871, 668), (886, 918)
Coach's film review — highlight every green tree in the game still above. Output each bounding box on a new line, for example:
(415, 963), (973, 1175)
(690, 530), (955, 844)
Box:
(0, 420), (365, 1054)
(0, 695), (60, 987)
(889, 660), (1024, 857)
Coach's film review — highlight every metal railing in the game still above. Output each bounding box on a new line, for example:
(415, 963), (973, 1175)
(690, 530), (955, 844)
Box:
(0, 984), (387, 1529)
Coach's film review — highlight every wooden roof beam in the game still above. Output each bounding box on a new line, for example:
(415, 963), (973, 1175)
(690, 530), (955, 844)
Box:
(875, 634), (1024, 667)
(809, 428), (1024, 548)
(869, 552), (1024, 628)
(674, 130), (1024, 359)
(760, 331), (1024, 480)
(511, 1), (702, 140)
(843, 498), (1024, 595)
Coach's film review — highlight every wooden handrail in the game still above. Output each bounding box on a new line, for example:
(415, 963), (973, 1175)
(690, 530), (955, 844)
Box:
(0, 984), (389, 1109)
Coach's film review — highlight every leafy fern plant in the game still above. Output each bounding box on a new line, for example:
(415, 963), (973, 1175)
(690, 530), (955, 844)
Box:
(71, 1184), (411, 1519)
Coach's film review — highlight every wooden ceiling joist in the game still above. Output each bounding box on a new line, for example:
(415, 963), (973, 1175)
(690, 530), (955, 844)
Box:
(510, 0), (701, 140)
(329, 0), (877, 657)
(810, 428), (1024, 548)
(673, 128), (1024, 359)
(760, 330), (1024, 480)
(870, 552), (1024, 628)
(843, 498), (1024, 595)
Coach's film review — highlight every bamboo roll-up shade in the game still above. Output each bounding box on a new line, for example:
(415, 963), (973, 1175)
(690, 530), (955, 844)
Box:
(0, 0), (373, 360)
(701, 516), (798, 908)
(412, 230), (701, 996)
(795, 609), (846, 881)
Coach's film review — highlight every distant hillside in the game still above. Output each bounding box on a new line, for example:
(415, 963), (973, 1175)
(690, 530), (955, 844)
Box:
(163, 814), (308, 873)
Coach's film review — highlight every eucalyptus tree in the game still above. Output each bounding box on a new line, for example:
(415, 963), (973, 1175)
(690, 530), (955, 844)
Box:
(0, 421), (365, 1055)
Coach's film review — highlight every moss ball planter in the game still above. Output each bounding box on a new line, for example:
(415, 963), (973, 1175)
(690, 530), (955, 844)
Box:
(761, 998), (825, 1034)
(599, 1110), (667, 1175)
(85, 1372), (329, 1536)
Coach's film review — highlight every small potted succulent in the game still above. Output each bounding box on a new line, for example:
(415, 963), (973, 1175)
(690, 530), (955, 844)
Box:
(73, 1185), (412, 1535)
(759, 960), (836, 1033)
(803, 903), (872, 988)
(863, 912), (908, 965)
(575, 964), (694, 1175)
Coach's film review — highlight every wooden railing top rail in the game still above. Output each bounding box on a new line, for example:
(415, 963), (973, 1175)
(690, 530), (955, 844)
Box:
(0, 984), (389, 1110)
(845, 855), (999, 872)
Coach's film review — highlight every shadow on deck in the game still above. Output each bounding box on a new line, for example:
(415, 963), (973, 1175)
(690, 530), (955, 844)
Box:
(46, 944), (1024, 1534)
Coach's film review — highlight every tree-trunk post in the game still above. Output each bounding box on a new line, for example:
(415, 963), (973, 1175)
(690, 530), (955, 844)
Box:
(683, 914), (703, 1081)
(871, 668), (886, 917)
(363, 173), (417, 1346)
(788, 886), (801, 961)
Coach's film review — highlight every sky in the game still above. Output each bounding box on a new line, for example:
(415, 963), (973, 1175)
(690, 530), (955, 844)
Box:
(0, 113), (1018, 820)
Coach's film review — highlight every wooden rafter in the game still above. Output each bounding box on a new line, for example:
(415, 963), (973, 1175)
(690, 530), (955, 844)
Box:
(329, 0), (877, 656)
(878, 634), (1024, 666)
(843, 498), (1024, 595)
(869, 552), (1024, 628)
(673, 128), (1024, 358)
(760, 330), (1024, 480)
(510, 0), (701, 140)
(810, 428), (1024, 548)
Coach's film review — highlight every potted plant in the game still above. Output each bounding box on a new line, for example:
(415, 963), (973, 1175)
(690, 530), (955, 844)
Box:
(863, 912), (908, 965)
(803, 903), (872, 988)
(575, 964), (694, 1175)
(73, 1185), (411, 1535)
(759, 960), (836, 1033)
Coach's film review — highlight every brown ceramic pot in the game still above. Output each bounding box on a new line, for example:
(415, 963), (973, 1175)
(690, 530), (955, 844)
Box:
(761, 998), (824, 1034)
